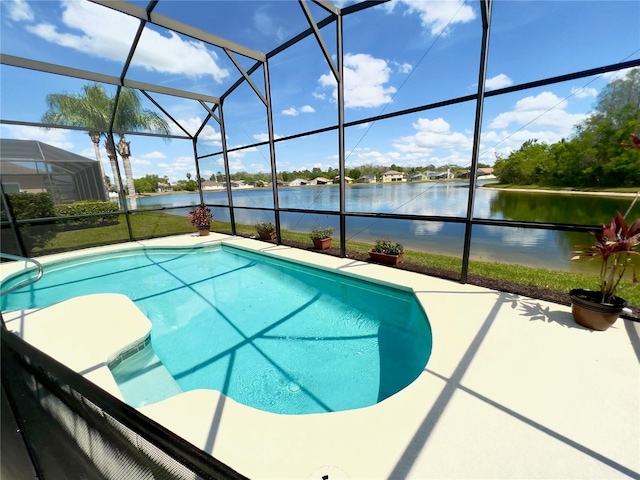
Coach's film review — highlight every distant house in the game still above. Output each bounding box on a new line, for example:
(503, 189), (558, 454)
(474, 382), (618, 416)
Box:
(201, 181), (225, 191)
(333, 175), (354, 184)
(230, 180), (253, 189)
(356, 174), (377, 183)
(458, 167), (495, 179)
(289, 178), (309, 186)
(308, 177), (332, 185)
(381, 170), (406, 183)
(409, 172), (429, 182)
(157, 182), (172, 192)
(428, 169), (451, 180)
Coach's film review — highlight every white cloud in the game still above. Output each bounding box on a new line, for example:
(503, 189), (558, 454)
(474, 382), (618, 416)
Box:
(312, 92), (326, 100)
(253, 133), (283, 142)
(384, 0), (476, 36)
(140, 151), (167, 159)
(247, 162), (269, 172)
(130, 156), (151, 167)
(4, 0), (34, 22)
(225, 158), (247, 172)
(489, 91), (586, 133)
(570, 86), (597, 99)
(393, 117), (472, 156)
(485, 73), (513, 90)
(479, 128), (569, 160)
(345, 149), (402, 166)
(158, 155), (198, 181)
(394, 61), (413, 74)
(170, 117), (221, 144)
(253, 8), (287, 42)
(319, 53), (396, 108)
(26, 0), (229, 82)
(282, 105), (315, 116)
(0, 124), (74, 150)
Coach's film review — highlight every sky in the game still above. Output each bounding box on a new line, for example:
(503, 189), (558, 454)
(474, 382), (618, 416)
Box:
(1, 0), (639, 183)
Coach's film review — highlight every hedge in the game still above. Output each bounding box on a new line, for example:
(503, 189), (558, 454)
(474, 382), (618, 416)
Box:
(54, 201), (120, 227)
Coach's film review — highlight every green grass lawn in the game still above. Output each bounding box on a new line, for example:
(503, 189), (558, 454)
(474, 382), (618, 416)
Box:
(30, 212), (639, 307)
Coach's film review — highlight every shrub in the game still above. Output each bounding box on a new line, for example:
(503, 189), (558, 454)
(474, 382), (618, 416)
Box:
(372, 238), (404, 255)
(309, 226), (333, 239)
(54, 201), (120, 227)
(8, 192), (56, 220)
(7, 192), (57, 250)
(255, 222), (275, 233)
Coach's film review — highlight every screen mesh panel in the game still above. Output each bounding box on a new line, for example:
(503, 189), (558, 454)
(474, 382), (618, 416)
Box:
(1, 327), (247, 480)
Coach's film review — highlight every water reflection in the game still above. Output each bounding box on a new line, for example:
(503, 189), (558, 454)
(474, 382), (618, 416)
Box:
(135, 183), (639, 273)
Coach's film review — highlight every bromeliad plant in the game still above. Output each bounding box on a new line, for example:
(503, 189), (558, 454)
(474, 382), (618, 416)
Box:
(572, 211), (640, 303)
(188, 204), (213, 227)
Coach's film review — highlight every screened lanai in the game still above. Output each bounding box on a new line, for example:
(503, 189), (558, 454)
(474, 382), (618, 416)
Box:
(0, 138), (106, 202)
(1, 0), (639, 279)
(1, 1), (640, 479)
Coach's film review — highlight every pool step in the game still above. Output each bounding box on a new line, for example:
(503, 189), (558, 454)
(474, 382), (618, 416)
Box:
(110, 346), (182, 408)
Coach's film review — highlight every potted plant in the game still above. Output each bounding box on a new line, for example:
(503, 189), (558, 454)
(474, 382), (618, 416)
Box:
(570, 210), (639, 330)
(188, 204), (213, 236)
(255, 221), (276, 241)
(309, 227), (333, 250)
(368, 238), (404, 265)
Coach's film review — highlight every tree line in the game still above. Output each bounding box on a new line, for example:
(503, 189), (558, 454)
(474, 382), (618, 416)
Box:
(494, 69), (640, 188)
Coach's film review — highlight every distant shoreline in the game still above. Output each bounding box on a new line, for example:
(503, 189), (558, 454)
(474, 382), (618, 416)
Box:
(481, 185), (640, 198)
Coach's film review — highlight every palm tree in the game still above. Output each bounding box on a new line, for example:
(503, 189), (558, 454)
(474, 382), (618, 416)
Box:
(112, 87), (170, 209)
(42, 84), (170, 209)
(42, 84), (114, 196)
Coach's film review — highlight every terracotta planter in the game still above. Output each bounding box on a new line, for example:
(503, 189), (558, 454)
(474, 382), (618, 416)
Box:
(569, 288), (627, 331)
(312, 237), (332, 250)
(368, 249), (403, 265)
(258, 231), (276, 241)
(197, 226), (210, 236)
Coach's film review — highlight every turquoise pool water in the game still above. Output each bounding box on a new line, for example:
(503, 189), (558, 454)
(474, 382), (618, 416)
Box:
(2, 245), (432, 414)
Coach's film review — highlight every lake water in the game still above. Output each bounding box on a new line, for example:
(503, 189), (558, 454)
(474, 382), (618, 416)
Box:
(135, 181), (640, 274)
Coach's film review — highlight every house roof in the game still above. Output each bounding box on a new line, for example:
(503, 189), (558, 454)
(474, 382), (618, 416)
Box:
(0, 139), (96, 164)
(0, 162), (41, 175)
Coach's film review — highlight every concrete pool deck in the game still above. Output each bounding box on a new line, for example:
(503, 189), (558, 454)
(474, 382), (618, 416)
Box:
(2, 233), (639, 479)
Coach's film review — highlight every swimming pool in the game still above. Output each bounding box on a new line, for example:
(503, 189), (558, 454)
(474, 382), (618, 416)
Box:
(2, 244), (432, 414)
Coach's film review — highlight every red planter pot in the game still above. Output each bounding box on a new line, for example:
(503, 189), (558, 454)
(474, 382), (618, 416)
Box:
(258, 231), (276, 241)
(197, 226), (210, 236)
(368, 249), (403, 265)
(312, 237), (332, 250)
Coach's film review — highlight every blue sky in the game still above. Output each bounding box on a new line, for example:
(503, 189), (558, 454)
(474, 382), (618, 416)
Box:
(1, 0), (639, 183)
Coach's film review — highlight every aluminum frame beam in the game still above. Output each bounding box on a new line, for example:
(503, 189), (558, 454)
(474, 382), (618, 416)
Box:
(88, 0), (265, 62)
